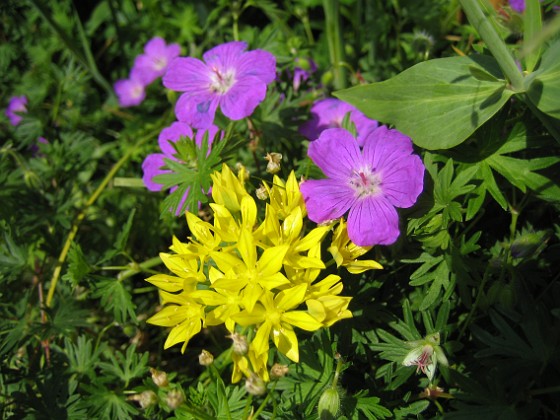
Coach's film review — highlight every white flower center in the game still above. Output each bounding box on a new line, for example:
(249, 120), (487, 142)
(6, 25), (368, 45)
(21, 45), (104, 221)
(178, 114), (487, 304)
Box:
(131, 84), (144, 99)
(349, 168), (381, 198)
(209, 66), (236, 95)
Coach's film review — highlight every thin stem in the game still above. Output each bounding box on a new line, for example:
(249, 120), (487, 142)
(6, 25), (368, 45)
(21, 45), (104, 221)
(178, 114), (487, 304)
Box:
(46, 128), (161, 307)
(252, 380), (278, 419)
(323, 0), (347, 90)
(459, 0), (525, 92)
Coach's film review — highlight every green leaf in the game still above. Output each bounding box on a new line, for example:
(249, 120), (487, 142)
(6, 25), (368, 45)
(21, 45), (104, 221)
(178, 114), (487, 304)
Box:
(91, 276), (136, 324)
(99, 209), (136, 264)
(334, 55), (513, 150)
(524, 0), (543, 73)
(98, 345), (149, 388)
(526, 37), (560, 119)
(62, 242), (92, 286)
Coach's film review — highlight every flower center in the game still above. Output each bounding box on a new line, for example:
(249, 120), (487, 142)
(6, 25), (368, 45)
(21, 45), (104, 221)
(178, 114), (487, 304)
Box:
(209, 66), (236, 95)
(349, 168), (381, 198)
(153, 56), (167, 71)
(131, 84), (144, 99)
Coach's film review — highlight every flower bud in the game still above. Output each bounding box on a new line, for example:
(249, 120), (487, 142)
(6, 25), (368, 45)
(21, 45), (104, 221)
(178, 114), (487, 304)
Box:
(245, 373), (266, 396)
(228, 332), (248, 355)
(165, 389), (184, 410)
(128, 390), (157, 409)
(150, 367), (169, 387)
(198, 349), (214, 366)
(256, 185), (269, 200)
(318, 387), (340, 419)
(264, 152), (282, 174)
(269, 363), (289, 380)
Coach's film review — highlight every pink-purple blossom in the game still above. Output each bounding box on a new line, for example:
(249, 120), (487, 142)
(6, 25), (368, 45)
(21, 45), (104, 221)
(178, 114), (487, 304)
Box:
(300, 127), (425, 246)
(114, 73), (146, 108)
(292, 57), (317, 93)
(5, 95), (28, 126)
(142, 121), (219, 214)
(509, 0), (525, 13)
(132, 37), (181, 85)
(299, 98), (379, 147)
(163, 41), (276, 129)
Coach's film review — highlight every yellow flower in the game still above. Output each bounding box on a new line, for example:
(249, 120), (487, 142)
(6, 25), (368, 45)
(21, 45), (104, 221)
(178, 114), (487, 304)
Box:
(263, 171), (306, 220)
(211, 163), (250, 213)
(328, 219), (383, 274)
(146, 290), (205, 352)
(255, 205), (329, 270)
(234, 285), (323, 362)
(211, 228), (290, 312)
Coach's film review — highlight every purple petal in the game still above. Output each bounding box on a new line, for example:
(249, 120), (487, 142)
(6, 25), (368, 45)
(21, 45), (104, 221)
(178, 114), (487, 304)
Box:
(194, 124), (221, 147)
(114, 78), (145, 107)
(163, 57), (211, 95)
(220, 76), (267, 120)
(347, 196), (400, 246)
(142, 154), (168, 191)
(235, 50), (277, 84)
(300, 179), (355, 223)
(144, 37), (167, 56)
(362, 126), (424, 208)
(174, 92), (218, 129)
(307, 128), (362, 180)
(6, 95), (28, 126)
(158, 122), (193, 156)
(509, 0), (525, 13)
(202, 41), (248, 68)
(381, 154), (424, 208)
(131, 55), (160, 85)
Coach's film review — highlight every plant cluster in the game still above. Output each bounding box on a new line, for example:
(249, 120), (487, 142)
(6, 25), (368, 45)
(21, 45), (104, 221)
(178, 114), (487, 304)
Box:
(1, 0), (559, 419)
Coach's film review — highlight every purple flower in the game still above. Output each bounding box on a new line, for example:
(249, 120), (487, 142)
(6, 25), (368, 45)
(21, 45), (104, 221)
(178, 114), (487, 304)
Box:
(509, 0), (525, 13)
(114, 73), (146, 107)
(5, 95), (28, 126)
(142, 121), (220, 214)
(163, 41), (276, 129)
(292, 57), (317, 92)
(299, 98), (379, 147)
(132, 37), (181, 85)
(300, 127), (425, 246)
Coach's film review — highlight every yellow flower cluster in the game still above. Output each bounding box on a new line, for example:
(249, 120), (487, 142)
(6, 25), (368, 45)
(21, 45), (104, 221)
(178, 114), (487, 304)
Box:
(146, 164), (381, 382)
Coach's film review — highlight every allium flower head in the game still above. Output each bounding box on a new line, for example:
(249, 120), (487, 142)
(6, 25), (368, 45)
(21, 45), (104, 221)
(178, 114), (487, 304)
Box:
(163, 41), (276, 128)
(114, 73), (146, 107)
(5, 95), (28, 126)
(133, 37), (181, 85)
(299, 98), (379, 146)
(300, 127), (424, 246)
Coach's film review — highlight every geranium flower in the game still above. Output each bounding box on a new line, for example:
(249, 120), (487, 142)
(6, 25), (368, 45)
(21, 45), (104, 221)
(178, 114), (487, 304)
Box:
(403, 332), (448, 382)
(163, 41), (276, 128)
(292, 57), (317, 93)
(300, 127), (424, 246)
(299, 98), (379, 146)
(132, 37), (181, 85)
(142, 121), (219, 213)
(509, 0), (525, 13)
(5, 95), (28, 126)
(114, 72), (146, 107)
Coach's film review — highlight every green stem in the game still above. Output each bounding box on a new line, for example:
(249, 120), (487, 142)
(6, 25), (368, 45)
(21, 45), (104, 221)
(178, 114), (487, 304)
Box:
(459, 0), (525, 92)
(323, 0), (347, 90)
(46, 128), (160, 307)
(252, 381), (278, 419)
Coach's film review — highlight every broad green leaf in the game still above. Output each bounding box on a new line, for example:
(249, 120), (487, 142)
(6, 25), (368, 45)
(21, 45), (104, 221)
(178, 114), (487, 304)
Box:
(335, 55), (513, 150)
(526, 37), (560, 118)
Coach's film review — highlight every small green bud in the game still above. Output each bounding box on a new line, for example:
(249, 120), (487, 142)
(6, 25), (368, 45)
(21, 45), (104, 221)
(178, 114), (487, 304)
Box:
(318, 388), (340, 420)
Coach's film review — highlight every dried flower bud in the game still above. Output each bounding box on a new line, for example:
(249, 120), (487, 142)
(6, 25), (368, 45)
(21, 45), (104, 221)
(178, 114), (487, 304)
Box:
(245, 373), (266, 396)
(318, 388), (340, 419)
(128, 390), (157, 409)
(228, 332), (248, 355)
(255, 185), (269, 200)
(198, 349), (214, 366)
(270, 363), (289, 380)
(165, 389), (184, 410)
(264, 152), (282, 174)
(235, 162), (250, 180)
(150, 367), (169, 387)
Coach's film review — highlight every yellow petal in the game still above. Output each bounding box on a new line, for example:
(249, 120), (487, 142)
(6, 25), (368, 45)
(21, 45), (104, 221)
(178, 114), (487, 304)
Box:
(273, 324), (299, 362)
(251, 321), (272, 357)
(282, 310), (324, 331)
(345, 260), (383, 274)
(237, 229), (257, 268)
(275, 284), (307, 310)
(258, 245), (289, 277)
(145, 274), (185, 293)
